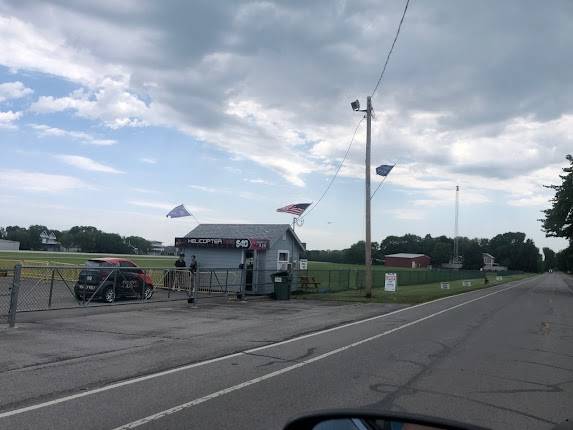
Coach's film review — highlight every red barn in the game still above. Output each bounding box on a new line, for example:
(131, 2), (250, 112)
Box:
(384, 253), (431, 269)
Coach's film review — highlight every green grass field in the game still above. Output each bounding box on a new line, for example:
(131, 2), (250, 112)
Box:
(0, 250), (176, 269)
(0, 252), (428, 271)
(295, 273), (534, 304)
(308, 261), (422, 271)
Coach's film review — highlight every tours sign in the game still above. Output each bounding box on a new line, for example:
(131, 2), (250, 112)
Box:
(175, 237), (269, 251)
(384, 273), (397, 292)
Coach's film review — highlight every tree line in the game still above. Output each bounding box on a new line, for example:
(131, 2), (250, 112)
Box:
(309, 154), (573, 274)
(307, 231), (544, 272)
(541, 155), (573, 272)
(0, 225), (154, 255)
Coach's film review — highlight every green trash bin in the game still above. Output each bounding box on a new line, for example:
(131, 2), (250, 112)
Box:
(271, 271), (291, 300)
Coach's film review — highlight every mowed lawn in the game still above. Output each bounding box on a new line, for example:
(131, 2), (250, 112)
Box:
(0, 250), (177, 269)
(296, 273), (534, 304)
(308, 261), (421, 271)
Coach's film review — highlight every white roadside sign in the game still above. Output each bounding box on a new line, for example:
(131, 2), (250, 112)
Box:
(462, 280), (472, 287)
(384, 273), (397, 292)
(440, 282), (450, 289)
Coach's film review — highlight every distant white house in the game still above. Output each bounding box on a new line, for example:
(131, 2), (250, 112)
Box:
(40, 231), (61, 251)
(482, 253), (507, 272)
(0, 239), (20, 251)
(150, 241), (165, 255)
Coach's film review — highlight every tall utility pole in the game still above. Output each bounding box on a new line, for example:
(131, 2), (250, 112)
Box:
(453, 185), (460, 263)
(365, 96), (373, 298)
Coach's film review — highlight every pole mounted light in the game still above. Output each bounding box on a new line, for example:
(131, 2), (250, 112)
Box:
(352, 96), (374, 298)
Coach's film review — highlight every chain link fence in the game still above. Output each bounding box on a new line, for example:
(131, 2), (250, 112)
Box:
(1, 265), (252, 326)
(1, 263), (522, 326)
(297, 268), (521, 293)
(0, 267), (14, 324)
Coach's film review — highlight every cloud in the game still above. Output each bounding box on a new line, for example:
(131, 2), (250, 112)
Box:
(29, 81), (150, 129)
(0, 81), (33, 102)
(0, 2), (572, 189)
(128, 200), (174, 210)
(139, 157), (157, 164)
(0, 169), (88, 192)
(55, 154), (124, 173)
(129, 200), (208, 213)
(0, 15), (124, 85)
(30, 124), (117, 145)
(189, 184), (219, 193)
(0, 110), (21, 128)
(244, 178), (273, 185)
(384, 209), (425, 221)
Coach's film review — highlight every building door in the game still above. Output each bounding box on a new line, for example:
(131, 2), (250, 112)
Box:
(244, 250), (255, 292)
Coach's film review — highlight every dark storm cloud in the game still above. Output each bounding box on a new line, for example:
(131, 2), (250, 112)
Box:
(1, 0), (572, 183)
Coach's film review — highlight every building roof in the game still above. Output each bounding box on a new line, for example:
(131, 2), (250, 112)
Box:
(0, 239), (19, 244)
(482, 253), (495, 258)
(184, 224), (305, 250)
(385, 253), (428, 259)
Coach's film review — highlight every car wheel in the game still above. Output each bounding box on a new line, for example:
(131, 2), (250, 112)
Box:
(142, 285), (153, 300)
(103, 286), (115, 303)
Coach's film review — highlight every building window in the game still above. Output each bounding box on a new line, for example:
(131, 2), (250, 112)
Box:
(277, 250), (290, 271)
(278, 250), (289, 262)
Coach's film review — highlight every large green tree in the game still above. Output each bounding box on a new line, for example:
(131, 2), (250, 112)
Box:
(542, 247), (556, 271)
(541, 155), (573, 272)
(541, 155), (573, 245)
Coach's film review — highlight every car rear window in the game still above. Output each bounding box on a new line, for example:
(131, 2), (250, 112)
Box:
(86, 260), (115, 268)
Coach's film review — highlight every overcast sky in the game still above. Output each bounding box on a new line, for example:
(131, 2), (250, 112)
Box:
(0, 0), (571, 252)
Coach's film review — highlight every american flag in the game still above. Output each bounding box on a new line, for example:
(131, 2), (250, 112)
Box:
(276, 203), (312, 216)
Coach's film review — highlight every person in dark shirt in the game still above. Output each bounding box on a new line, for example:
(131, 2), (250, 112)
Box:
(172, 254), (186, 289)
(175, 254), (186, 268)
(189, 255), (197, 273)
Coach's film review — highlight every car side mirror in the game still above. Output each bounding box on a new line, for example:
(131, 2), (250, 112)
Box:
(284, 410), (486, 430)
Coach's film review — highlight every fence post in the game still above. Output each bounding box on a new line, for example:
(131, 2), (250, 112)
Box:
(8, 264), (22, 328)
(48, 268), (55, 308)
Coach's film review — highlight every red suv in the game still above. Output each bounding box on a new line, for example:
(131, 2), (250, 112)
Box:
(74, 258), (154, 303)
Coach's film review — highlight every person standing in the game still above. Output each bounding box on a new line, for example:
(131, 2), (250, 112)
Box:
(173, 253), (186, 289)
(175, 254), (186, 268)
(188, 255), (198, 303)
(189, 255), (198, 273)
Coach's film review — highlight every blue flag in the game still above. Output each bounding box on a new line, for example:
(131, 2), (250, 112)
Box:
(166, 204), (191, 218)
(375, 164), (394, 177)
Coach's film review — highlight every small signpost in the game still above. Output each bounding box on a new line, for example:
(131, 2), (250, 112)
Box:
(462, 280), (472, 287)
(496, 275), (503, 281)
(299, 259), (308, 270)
(384, 273), (397, 292)
(440, 281), (450, 289)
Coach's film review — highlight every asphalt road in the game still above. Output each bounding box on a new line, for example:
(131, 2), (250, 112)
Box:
(1, 273), (572, 430)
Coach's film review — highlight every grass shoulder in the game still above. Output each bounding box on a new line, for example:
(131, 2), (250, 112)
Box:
(294, 273), (535, 304)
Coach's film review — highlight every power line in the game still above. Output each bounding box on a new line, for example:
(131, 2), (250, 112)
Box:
(371, 0), (411, 98)
(297, 0), (411, 221)
(299, 117), (364, 221)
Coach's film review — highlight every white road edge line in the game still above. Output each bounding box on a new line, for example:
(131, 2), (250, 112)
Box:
(0, 278), (532, 421)
(111, 282), (524, 429)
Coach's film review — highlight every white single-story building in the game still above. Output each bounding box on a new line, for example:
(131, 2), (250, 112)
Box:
(0, 239), (20, 251)
(175, 224), (306, 294)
